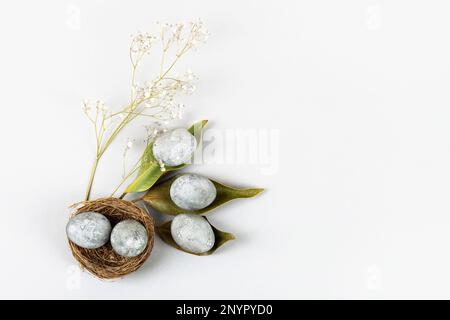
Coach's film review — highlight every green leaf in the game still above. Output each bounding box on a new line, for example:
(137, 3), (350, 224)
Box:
(124, 120), (208, 193)
(124, 163), (162, 194)
(156, 218), (235, 256)
(143, 174), (264, 215)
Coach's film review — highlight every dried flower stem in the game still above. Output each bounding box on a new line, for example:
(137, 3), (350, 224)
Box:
(83, 21), (208, 200)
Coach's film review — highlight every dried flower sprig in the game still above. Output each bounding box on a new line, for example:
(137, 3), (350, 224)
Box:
(83, 20), (208, 201)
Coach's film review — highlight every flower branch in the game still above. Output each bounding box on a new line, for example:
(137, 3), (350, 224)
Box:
(82, 20), (208, 200)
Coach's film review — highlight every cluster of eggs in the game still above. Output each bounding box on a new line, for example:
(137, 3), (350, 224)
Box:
(153, 128), (219, 254)
(169, 174), (217, 253)
(66, 213), (148, 257)
(67, 128), (220, 256)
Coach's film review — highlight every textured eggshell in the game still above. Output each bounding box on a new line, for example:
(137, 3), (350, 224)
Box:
(170, 174), (217, 210)
(152, 128), (197, 166)
(66, 212), (111, 249)
(170, 213), (215, 254)
(110, 219), (148, 257)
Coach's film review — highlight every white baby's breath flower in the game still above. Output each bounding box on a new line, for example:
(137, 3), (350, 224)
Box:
(130, 32), (157, 55)
(95, 100), (106, 112)
(189, 20), (209, 47)
(82, 101), (91, 112)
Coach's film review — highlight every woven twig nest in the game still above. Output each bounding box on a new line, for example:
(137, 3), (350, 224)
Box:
(68, 197), (154, 279)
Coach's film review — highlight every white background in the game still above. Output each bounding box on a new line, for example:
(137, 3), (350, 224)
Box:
(0, 0), (450, 299)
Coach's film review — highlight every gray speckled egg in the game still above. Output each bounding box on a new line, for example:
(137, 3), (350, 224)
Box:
(170, 174), (217, 210)
(66, 212), (111, 249)
(171, 213), (215, 254)
(152, 128), (197, 166)
(110, 219), (148, 257)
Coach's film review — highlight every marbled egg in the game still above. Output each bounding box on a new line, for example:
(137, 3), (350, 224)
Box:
(152, 128), (197, 166)
(170, 213), (215, 254)
(110, 219), (148, 257)
(66, 212), (111, 249)
(170, 174), (217, 210)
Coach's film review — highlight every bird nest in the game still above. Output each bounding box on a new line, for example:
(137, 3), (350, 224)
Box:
(68, 197), (154, 280)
